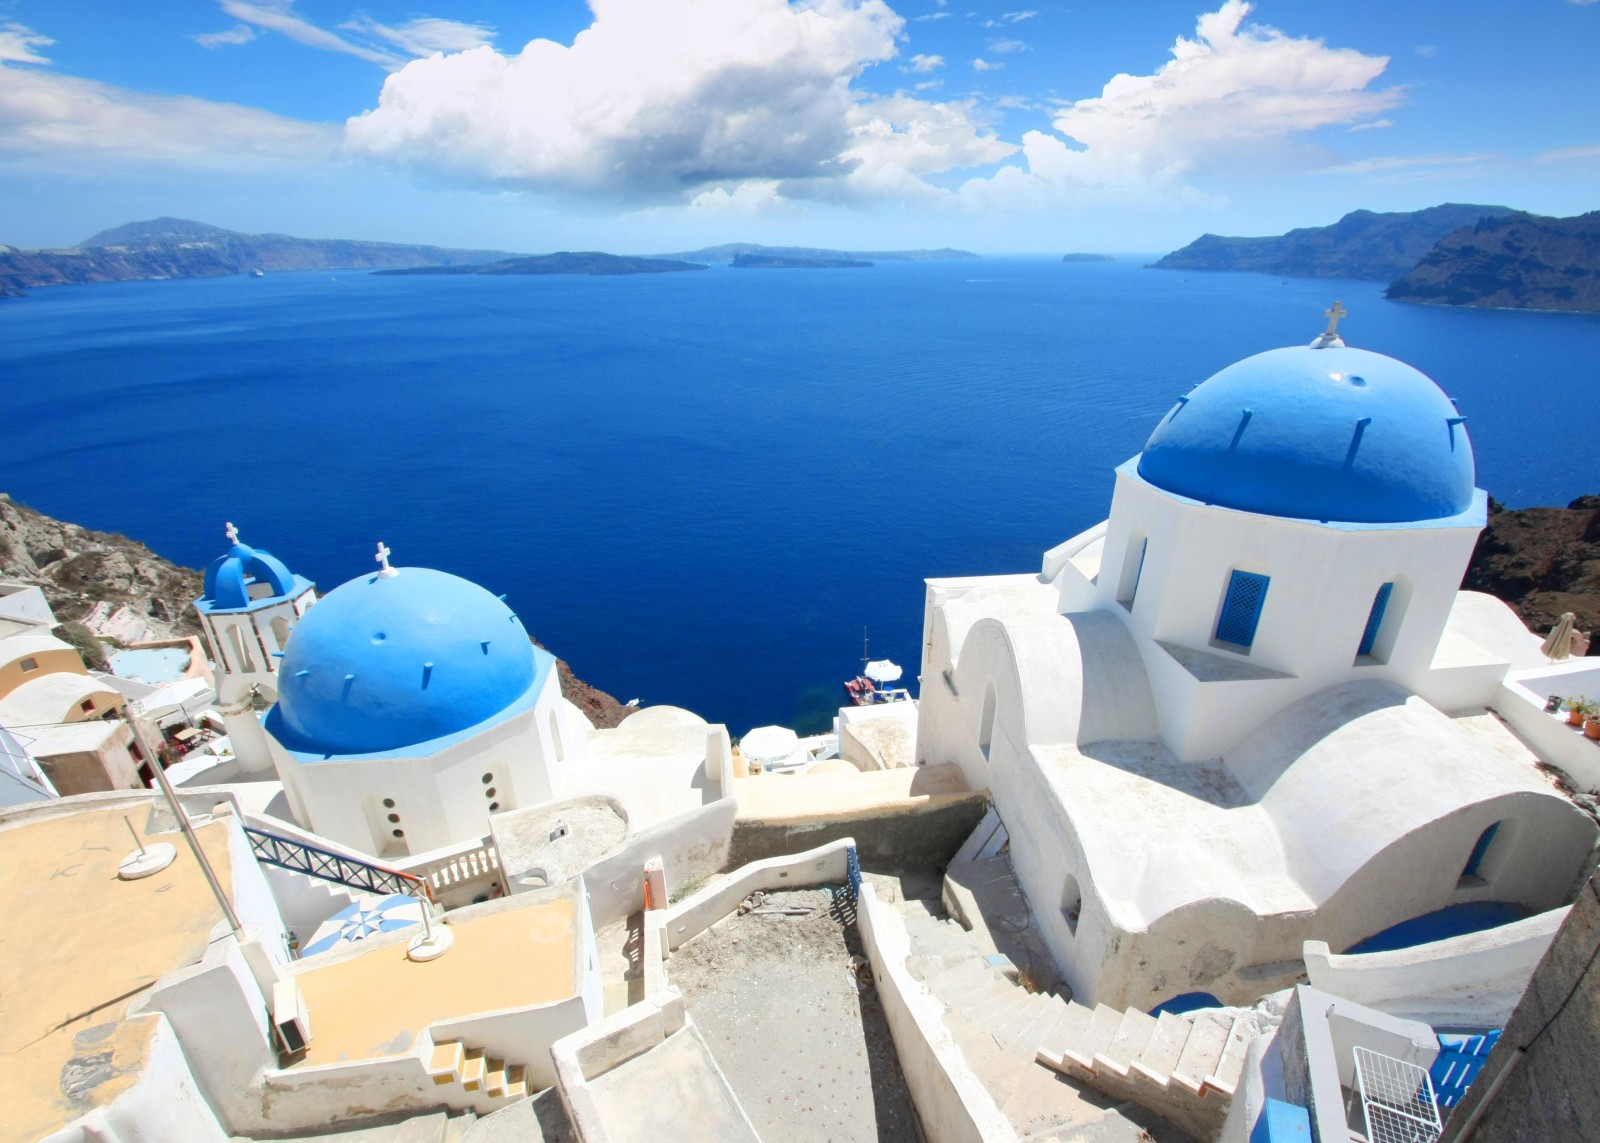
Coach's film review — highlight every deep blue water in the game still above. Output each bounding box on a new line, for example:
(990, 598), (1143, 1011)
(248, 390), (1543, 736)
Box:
(3, 260), (1597, 734)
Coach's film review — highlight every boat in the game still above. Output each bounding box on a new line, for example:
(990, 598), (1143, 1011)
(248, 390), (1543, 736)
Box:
(250, 268), (265, 278)
(843, 629), (911, 706)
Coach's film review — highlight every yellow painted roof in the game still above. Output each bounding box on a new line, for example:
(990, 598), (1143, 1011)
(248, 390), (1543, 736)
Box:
(290, 894), (578, 1066)
(0, 803), (236, 1143)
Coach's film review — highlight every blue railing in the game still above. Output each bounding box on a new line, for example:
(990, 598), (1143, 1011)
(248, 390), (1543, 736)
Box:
(846, 844), (862, 902)
(245, 826), (432, 901)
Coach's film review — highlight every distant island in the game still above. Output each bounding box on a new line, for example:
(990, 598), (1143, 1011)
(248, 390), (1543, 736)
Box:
(0, 218), (518, 297)
(1149, 204), (1512, 281)
(1061, 253), (1115, 263)
(374, 252), (706, 277)
(1387, 211), (1600, 313)
(659, 242), (975, 264)
(730, 254), (871, 269)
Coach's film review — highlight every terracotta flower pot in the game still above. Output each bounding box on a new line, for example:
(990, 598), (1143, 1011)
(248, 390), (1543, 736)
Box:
(1570, 709), (1587, 726)
(1587, 718), (1600, 741)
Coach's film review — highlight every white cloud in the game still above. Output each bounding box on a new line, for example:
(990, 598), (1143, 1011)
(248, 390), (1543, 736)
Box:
(1323, 152), (1497, 175)
(1537, 142), (1600, 162)
(984, 11), (1037, 27)
(0, 56), (335, 171)
(1413, 44), (1439, 58)
(216, 1), (403, 66)
(345, 0), (1011, 204)
(1348, 118), (1393, 132)
(906, 53), (944, 72)
(971, 57), (1003, 71)
(954, 2), (1401, 210)
(987, 37), (1027, 53)
(912, 12), (951, 20)
(194, 24), (259, 49)
(339, 15), (495, 56)
(0, 22), (52, 65)
(914, 79), (942, 91)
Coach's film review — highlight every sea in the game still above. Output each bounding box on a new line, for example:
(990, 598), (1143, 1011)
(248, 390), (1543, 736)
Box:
(3, 258), (1597, 735)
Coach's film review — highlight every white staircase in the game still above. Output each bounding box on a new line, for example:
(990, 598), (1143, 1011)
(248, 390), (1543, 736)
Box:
(896, 882), (1251, 1141)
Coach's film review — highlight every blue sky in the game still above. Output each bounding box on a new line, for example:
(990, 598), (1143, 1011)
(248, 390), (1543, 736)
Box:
(1, 0), (1596, 252)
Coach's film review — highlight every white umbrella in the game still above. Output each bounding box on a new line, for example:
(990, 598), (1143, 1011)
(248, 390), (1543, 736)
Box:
(741, 725), (801, 762)
(1541, 613), (1577, 662)
(864, 659), (903, 684)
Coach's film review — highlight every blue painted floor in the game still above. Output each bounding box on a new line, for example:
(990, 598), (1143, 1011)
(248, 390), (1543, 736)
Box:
(1344, 902), (1533, 955)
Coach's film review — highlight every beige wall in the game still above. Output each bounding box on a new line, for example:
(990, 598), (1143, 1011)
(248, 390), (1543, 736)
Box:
(0, 647), (84, 700)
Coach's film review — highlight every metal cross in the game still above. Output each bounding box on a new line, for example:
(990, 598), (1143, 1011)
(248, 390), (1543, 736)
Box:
(225, 521), (240, 544)
(375, 541), (397, 577)
(1323, 300), (1348, 338)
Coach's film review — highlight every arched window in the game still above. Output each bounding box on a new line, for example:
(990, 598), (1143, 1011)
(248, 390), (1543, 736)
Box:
(549, 709), (565, 762)
(1117, 534), (1148, 611)
(269, 615), (292, 656)
(226, 624), (256, 673)
(978, 685), (997, 760)
(1460, 821), (1501, 885)
(1061, 874), (1082, 935)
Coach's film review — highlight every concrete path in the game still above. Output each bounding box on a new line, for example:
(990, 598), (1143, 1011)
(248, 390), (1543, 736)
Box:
(588, 1022), (759, 1143)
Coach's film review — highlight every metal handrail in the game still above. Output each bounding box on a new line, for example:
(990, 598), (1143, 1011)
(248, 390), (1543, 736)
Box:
(244, 825), (435, 902)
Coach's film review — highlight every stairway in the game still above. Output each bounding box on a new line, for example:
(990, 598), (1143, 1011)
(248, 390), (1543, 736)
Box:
(896, 890), (1250, 1141)
(426, 1039), (531, 1104)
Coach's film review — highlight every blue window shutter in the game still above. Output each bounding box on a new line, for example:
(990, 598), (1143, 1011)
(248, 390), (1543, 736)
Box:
(1359, 582), (1394, 656)
(1216, 571), (1270, 648)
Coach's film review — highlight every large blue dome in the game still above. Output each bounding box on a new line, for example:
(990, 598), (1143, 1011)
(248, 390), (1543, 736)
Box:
(1136, 346), (1476, 524)
(270, 567), (536, 755)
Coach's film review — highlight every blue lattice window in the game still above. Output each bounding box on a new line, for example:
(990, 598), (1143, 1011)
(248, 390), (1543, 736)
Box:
(1215, 570), (1270, 649)
(1359, 582), (1394, 657)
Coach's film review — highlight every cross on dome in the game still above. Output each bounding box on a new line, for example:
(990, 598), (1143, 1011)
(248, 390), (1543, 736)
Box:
(375, 541), (398, 578)
(1310, 301), (1348, 349)
(225, 521), (240, 545)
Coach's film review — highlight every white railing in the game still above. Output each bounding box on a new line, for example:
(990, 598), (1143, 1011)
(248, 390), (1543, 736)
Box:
(396, 837), (505, 900)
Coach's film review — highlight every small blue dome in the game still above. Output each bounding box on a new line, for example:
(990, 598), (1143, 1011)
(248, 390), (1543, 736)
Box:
(271, 567), (535, 755)
(200, 540), (300, 611)
(1136, 346), (1476, 524)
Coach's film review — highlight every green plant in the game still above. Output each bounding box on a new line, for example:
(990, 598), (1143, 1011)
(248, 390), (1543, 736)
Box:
(1568, 696), (1600, 718)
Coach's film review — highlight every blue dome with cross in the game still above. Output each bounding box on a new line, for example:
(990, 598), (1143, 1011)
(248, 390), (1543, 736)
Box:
(267, 557), (543, 757)
(1136, 337), (1478, 525)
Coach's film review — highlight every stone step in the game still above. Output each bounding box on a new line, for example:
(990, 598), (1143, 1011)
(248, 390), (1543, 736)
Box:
(1203, 1017), (1253, 1098)
(1092, 1009), (1159, 1078)
(1036, 1001), (1094, 1065)
(1170, 1014), (1230, 1096)
(923, 956), (994, 998)
(998, 1050), (1115, 1140)
(968, 985), (1041, 1034)
(1129, 1011), (1190, 1087)
(942, 971), (1015, 1013)
(945, 1008), (1009, 1075)
(1002, 996), (1074, 1061)
(427, 1040), (465, 1084)
(1060, 1005), (1123, 1072)
(993, 992), (1056, 1043)
(460, 1047), (488, 1091)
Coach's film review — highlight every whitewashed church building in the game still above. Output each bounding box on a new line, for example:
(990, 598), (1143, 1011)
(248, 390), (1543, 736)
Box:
(196, 534), (589, 858)
(915, 315), (1598, 1012)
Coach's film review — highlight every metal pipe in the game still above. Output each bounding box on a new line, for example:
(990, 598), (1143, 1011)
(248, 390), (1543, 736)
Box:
(126, 709), (245, 940)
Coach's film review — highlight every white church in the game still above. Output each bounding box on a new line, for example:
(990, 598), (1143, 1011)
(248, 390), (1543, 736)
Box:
(194, 531), (593, 858)
(914, 311), (1598, 1012)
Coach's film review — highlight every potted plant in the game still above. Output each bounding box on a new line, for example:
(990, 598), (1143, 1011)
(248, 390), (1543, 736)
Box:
(1588, 708), (1600, 741)
(1566, 697), (1594, 727)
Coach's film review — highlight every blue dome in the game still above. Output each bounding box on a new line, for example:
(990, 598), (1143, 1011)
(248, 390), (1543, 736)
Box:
(1136, 346), (1476, 524)
(199, 540), (301, 611)
(271, 567), (536, 755)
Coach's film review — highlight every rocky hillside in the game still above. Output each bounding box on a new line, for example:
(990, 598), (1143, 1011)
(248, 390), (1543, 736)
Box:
(0, 493), (638, 721)
(0, 217), (517, 296)
(1464, 496), (1600, 648)
(1387, 211), (1600, 312)
(0, 494), (204, 638)
(1149, 204), (1512, 280)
